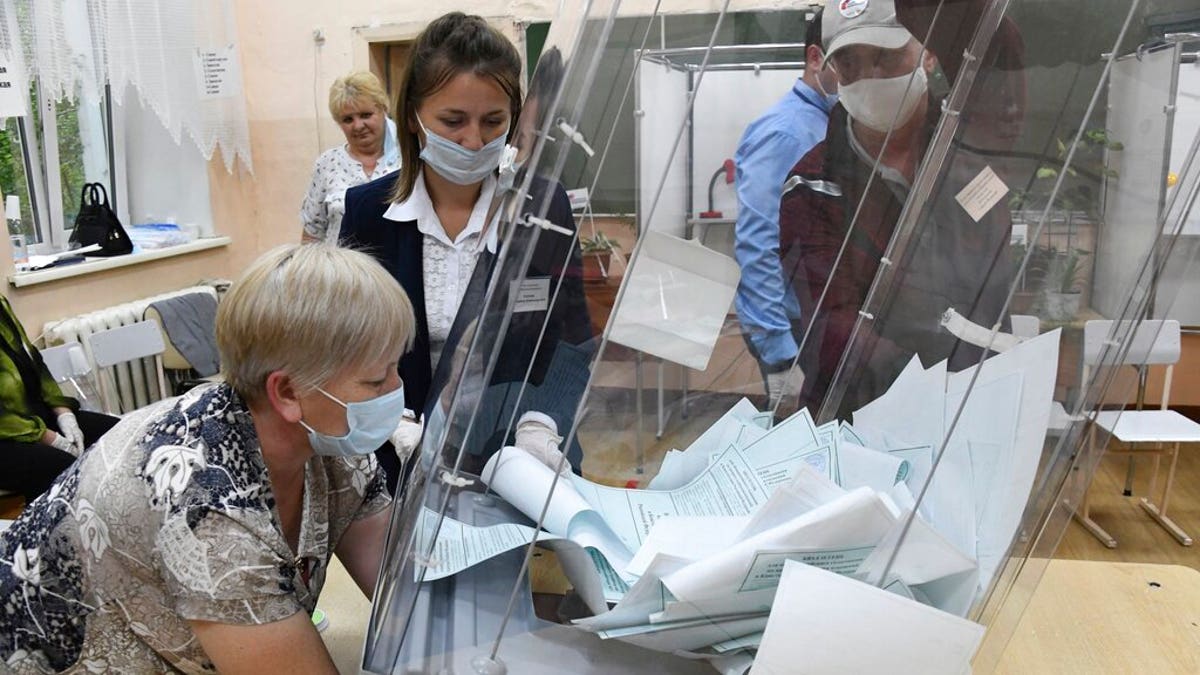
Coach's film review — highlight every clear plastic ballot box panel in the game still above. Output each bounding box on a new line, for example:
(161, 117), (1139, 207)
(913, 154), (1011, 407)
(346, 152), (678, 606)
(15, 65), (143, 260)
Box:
(363, 2), (1200, 673)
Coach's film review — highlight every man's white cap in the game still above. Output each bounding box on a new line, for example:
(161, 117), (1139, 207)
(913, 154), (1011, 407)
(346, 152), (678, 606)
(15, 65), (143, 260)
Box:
(822, 0), (915, 57)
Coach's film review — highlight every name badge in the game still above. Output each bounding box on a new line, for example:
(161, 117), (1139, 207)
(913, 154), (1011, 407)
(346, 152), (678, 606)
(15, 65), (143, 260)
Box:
(511, 277), (551, 313)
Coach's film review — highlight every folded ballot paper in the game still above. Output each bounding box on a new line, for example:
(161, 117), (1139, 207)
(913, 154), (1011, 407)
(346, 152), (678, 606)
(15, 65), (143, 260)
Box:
(416, 330), (1058, 671)
(751, 560), (985, 675)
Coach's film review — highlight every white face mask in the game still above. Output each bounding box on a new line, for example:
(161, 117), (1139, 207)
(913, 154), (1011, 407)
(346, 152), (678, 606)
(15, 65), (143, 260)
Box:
(838, 66), (928, 133)
(811, 50), (839, 109)
(417, 115), (508, 186)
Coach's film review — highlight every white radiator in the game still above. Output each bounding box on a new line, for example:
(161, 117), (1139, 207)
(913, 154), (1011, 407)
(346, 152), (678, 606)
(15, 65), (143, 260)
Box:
(43, 285), (221, 414)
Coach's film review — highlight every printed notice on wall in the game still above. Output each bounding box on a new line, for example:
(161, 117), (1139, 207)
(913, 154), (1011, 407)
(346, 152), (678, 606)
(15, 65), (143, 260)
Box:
(0, 52), (29, 118)
(193, 45), (243, 100)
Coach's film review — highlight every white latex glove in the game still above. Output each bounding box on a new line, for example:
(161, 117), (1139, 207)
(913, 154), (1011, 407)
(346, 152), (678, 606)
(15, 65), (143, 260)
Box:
(390, 410), (424, 469)
(766, 365), (805, 408)
(56, 411), (85, 456)
(514, 411), (571, 476)
(48, 431), (77, 456)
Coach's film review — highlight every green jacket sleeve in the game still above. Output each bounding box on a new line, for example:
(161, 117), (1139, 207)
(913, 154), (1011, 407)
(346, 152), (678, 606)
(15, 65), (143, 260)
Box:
(0, 298), (79, 443)
(1, 297), (79, 413)
(0, 369), (49, 443)
(0, 398), (47, 441)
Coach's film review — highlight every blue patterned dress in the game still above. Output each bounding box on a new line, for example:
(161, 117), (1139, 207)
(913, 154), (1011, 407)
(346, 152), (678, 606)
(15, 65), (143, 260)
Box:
(0, 383), (390, 673)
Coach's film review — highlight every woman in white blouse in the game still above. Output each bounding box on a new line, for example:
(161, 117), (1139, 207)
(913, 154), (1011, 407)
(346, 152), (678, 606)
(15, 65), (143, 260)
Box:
(340, 12), (593, 490)
(300, 71), (400, 243)
(342, 13), (522, 374)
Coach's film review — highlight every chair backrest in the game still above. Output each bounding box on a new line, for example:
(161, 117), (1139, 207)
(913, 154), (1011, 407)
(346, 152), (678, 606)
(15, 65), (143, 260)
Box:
(87, 321), (166, 367)
(1081, 319), (1181, 411)
(1010, 314), (1040, 340)
(1082, 319), (1181, 367)
(40, 341), (96, 405)
(41, 342), (90, 381)
(85, 321), (167, 414)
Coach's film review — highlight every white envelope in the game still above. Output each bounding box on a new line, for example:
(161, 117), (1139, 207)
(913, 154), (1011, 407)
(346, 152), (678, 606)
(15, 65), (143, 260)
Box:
(751, 561), (985, 675)
(609, 231), (741, 370)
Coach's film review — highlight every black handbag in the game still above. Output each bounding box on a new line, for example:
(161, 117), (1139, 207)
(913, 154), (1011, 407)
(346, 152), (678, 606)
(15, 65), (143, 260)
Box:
(69, 183), (133, 257)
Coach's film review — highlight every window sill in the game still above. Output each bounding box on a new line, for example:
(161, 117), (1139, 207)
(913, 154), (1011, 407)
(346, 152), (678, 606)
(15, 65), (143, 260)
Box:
(7, 236), (232, 288)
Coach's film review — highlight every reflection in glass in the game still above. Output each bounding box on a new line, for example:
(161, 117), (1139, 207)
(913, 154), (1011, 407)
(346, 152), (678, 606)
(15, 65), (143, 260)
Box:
(364, 3), (1200, 673)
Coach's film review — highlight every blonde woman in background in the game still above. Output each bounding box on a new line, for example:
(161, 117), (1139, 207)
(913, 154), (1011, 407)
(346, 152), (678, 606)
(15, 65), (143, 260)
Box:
(301, 71), (401, 243)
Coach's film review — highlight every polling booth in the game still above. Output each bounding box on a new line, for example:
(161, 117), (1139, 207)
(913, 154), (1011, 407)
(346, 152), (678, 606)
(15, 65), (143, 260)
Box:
(1095, 36), (1200, 325)
(635, 44), (804, 255)
(627, 43), (805, 442)
(357, 3), (1200, 674)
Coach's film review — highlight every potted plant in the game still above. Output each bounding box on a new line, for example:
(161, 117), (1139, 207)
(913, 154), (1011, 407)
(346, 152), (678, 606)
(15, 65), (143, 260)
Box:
(1008, 128), (1119, 321)
(1032, 246), (1090, 321)
(1010, 128), (1123, 224)
(580, 232), (624, 282)
(578, 231), (628, 335)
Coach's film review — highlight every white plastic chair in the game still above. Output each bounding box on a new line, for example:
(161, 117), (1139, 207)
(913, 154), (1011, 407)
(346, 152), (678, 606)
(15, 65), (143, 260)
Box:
(1074, 319), (1200, 547)
(1009, 314), (1040, 340)
(565, 187), (594, 230)
(41, 341), (94, 403)
(85, 321), (168, 415)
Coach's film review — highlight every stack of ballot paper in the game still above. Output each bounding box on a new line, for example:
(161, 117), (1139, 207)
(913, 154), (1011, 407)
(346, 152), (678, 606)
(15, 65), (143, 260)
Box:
(417, 331), (1059, 672)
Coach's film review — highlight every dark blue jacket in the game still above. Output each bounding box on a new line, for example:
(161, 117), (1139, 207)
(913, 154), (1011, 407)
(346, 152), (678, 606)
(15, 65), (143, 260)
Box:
(341, 173), (593, 482)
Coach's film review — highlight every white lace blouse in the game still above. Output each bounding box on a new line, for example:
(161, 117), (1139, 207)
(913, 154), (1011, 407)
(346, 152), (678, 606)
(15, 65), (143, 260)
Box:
(382, 171), (498, 369)
(301, 144), (400, 243)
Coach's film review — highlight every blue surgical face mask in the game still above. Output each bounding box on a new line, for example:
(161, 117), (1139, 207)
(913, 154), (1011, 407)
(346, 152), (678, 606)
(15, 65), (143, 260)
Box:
(301, 384), (406, 457)
(417, 115), (509, 186)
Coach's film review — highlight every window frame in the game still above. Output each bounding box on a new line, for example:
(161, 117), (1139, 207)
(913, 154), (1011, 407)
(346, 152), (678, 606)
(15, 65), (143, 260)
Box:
(12, 79), (128, 250)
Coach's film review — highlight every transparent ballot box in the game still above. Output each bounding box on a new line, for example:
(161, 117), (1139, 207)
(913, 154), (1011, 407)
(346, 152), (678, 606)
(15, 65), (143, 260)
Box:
(362, 2), (1200, 673)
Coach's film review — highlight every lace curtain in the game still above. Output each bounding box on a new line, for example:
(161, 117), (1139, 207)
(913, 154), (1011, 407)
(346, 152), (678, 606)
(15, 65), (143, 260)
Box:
(0, 0), (252, 172)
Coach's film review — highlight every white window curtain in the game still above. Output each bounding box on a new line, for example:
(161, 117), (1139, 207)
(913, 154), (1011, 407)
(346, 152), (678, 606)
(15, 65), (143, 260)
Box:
(0, 0), (252, 173)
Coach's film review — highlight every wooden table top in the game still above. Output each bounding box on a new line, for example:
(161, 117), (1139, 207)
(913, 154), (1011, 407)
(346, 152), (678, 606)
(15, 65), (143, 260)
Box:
(993, 559), (1200, 674)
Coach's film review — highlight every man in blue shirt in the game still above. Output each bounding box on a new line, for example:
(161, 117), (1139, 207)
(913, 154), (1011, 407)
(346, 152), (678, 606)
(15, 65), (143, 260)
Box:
(734, 11), (837, 407)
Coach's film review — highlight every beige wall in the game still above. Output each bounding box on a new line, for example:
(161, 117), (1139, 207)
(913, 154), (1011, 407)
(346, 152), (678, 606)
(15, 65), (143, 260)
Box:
(3, 0), (802, 334)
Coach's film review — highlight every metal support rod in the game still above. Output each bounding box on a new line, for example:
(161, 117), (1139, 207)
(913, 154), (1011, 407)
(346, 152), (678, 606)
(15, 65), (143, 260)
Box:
(1123, 364), (1149, 496)
(635, 350), (644, 474)
(656, 358), (665, 441)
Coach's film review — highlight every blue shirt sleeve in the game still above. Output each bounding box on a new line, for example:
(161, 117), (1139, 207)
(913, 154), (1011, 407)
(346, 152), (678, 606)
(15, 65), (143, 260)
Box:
(734, 126), (806, 367)
(733, 83), (831, 368)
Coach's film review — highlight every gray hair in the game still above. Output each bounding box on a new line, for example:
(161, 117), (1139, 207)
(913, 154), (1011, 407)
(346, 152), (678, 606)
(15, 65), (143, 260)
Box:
(217, 243), (415, 403)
